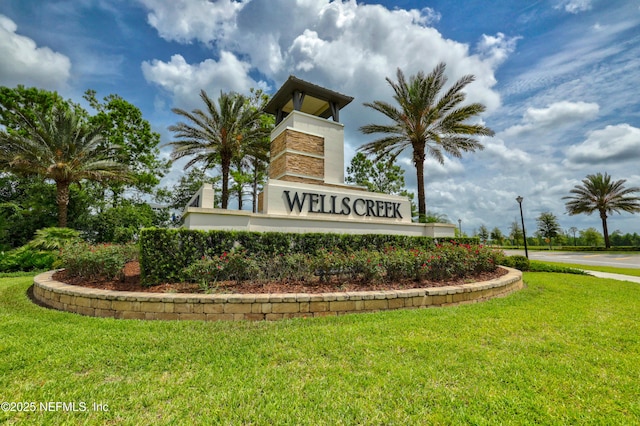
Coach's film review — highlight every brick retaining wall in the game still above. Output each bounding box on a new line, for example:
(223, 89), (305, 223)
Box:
(32, 267), (523, 321)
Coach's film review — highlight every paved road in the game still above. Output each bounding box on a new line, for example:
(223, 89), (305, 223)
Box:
(503, 250), (640, 269)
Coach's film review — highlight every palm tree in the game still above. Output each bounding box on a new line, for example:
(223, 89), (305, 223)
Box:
(536, 211), (561, 249)
(359, 63), (494, 222)
(168, 90), (269, 209)
(0, 106), (130, 227)
(424, 211), (450, 223)
(568, 226), (578, 246)
(563, 172), (640, 248)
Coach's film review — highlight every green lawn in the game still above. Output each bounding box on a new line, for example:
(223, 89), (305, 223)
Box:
(1, 273), (639, 425)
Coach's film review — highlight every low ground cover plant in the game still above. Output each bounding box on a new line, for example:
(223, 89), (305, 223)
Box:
(181, 242), (502, 288)
(0, 246), (57, 272)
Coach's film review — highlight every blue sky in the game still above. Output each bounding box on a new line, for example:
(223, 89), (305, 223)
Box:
(1, 0), (639, 236)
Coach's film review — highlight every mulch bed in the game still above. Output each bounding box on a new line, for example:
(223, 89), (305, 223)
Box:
(53, 262), (509, 294)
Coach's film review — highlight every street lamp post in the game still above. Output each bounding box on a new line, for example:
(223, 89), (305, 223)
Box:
(458, 218), (462, 236)
(516, 196), (529, 259)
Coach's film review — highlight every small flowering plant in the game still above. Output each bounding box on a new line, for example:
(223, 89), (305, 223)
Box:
(59, 242), (139, 281)
(179, 242), (502, 288)
(182, 250), (261, 285)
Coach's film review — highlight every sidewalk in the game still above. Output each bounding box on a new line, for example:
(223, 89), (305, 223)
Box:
(582, 270), (640, 284)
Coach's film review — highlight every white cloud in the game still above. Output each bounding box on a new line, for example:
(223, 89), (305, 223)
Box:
(418, 7), (442, 25)
(139, 0), (244, 44)
(475, 32), (521, 67)
(481, 139), (532, 167)
(556, 0), (592, 14)
(0, 15), (71, 89)
(141, 52), (268, 109)
(565, 124), (640, 165)
(501, 101), (599, 137)
(524, 101), (599, 127)
(138, 0), (511, 116)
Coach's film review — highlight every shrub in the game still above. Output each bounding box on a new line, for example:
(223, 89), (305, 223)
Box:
(182, 256), (226, 289)
(348, 250), (384, 283)
(312, 249), (352, 282)
(59, 243), (139, 281)
(27, 227), (81, 251)
(139, 228), (478, 284)
(528, 261), (589, 275)
(501, 255), (530, 271)
(559, 246), (640, 252)
(267, 253), (315, 282)
(178, 242), (501, 288)
(0, 246), (57, 272)
(84, 201), (158, 243)
(182, 251), (263, 285)
(381, 247), (415, 281)
(0, 227), (83, 272)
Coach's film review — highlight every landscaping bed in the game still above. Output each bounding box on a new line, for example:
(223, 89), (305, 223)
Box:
(53, 261), (509, 294)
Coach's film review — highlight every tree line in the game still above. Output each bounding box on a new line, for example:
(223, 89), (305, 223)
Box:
(2, 63), (639, 252)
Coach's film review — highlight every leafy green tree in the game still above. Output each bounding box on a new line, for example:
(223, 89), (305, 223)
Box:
(168, 90), (270, 209)
(157, 168), (221, 211)
(0, 174), (94, 248)
(84, 201), (162, 243)
(609, 230), (640, 247)
(346, 152), (407, 194)
(0, 106), (130, 227)
(359, 63), (494, 222)
(241, 88), (272, 213)
(0, 86), (69, 133)
(84, 90), (170, 201)
(346, 152), (419, 220)
(477, 225), (489, 244)
(536, 211), (561, 249)
(509, 221), (523, 246)
(563, 172), (640, 248)
(230, 168), (252, 210)
(580, 227), (604, 247)
(490, 227), (504, 246)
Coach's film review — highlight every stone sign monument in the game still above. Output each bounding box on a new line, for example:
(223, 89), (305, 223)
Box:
(183, 76), (455, 237)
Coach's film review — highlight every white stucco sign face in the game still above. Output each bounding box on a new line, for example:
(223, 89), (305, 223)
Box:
(283, 190), (404, 219)
(262, 179), (412, 223)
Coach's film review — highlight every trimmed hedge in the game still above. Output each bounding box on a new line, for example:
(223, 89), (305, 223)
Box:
(139, 228), (479, 285)
(559, 246), (640, 252)
(500, 255), (530, 271)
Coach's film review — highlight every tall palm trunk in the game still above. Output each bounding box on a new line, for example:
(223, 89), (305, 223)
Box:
(237, 186), (243, 210)
(56, 181), (70, 228)
(252, 166), (258, 213)
(600, 210), (610, 248)
(413, 147), (427, 222)
(220, 156), (231, 209)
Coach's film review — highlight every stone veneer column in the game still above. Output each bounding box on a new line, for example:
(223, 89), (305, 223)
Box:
(269, 128), (325, 185)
